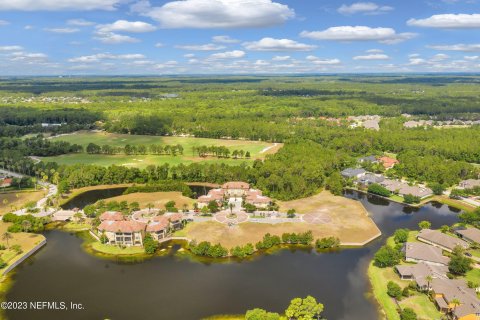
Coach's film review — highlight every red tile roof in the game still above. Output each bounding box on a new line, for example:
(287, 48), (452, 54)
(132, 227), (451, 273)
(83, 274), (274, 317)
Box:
(146, 220), (168, 232)
(99, 211), (124, 221)
(98, 220), (146, 233)
(222, 181), (250, 190)
(1, 178), (12, 186)
(379, 156), (399, 169)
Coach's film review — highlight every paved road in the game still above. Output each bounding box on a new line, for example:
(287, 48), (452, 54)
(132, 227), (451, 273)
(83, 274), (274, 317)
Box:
(0, 169), (57, 217)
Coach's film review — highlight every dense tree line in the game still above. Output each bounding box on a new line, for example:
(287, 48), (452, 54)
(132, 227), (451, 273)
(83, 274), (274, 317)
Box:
(192, 145), (250, 159)
(85, 143), (183, 156)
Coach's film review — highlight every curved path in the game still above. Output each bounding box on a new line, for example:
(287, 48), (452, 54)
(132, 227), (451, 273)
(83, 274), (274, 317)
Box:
(214, 212), (249, 224)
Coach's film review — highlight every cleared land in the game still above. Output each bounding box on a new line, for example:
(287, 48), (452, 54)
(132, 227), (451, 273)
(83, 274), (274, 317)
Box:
(42, 131), (281, 168)
(103, 191), (195, 210)
(181, 191), (380, 248)
(0, 191), (44, 215)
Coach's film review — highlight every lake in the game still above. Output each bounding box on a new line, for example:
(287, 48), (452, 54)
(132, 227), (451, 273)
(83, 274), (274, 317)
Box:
(6, 190), (460, 320)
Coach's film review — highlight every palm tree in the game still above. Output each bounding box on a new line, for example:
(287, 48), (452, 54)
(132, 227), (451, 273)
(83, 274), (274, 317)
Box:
(147, 203), (154, 212)
(21, 220), (31, 232)
(2, 232), (13, 248)
(425, 275), (433, 292)
(229, 203), (234, 214)
(182, 203), (188, 213)
(451, 298), (461, 316)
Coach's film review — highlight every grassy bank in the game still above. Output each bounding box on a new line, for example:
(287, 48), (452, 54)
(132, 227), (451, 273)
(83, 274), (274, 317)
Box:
(104, 191), (195, 210)
(0, 190), (44, 215)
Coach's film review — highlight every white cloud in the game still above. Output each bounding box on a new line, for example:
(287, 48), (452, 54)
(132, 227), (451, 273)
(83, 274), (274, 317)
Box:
(243, 37), (316, 51)
(184, 53), (195, 58)
(0, 0), (122, 11)
(300, 26), (416, 44)
(408, 53), (420, 58)
(209, 50), (246, 59)
(407, 14), (480, 28)
(353, 53), (390, 60)
(427, 43), (480, 52)
(96, 20), (156, 33)
(212, 35), (240, 43)
(272, 55), (290, 61)
(0, 46), (23, 51)
(135, 0), (294, 28)
(0, 20), (9, 26)
(337, 2), (393, 15)
(68, 53), (145, 63)
(67, 19), (95, 26)
(431, 53), (449, 61)
(175, 44), (226, 51)
(94, 32), (140, 44)
(9, 51), (48, 63)
(407, 58), (427, 66)
(366, 49), (383, 53)
(464, 55), (479, 60)
(305, 55), (341, 65)
(24, 25), (34, 30)
(155, 43), (164, 48)
(44, 27), (80, 33)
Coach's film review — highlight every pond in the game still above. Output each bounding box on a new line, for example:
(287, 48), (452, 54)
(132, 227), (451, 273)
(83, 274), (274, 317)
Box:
(61, 184), (213, 209)
(6, 190), (460, 320)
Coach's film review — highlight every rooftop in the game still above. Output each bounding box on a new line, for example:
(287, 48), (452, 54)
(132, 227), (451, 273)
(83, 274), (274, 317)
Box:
(455, 227), (480, 244)
(98, 220), (146, 233)
(404, 242), (449, 265)
(417, 229), (469, 251)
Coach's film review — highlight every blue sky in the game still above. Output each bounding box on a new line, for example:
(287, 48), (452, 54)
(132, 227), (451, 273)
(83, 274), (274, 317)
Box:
(0, 0), (479, 75)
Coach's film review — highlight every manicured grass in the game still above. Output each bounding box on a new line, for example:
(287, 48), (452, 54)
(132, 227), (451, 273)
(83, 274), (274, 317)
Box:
(61, 222), (91, 232)
(42, 131), (281, 168)
(465, 269), (480, 284)
(90, 242), (145, 255)
(430, 196), (477, 212)
(103, 191), (195, 211)
(389, 195), (405, 203)
(0, 191), (44, 215)
(399, 295), (442, 320)
(368, 262), (401, 320)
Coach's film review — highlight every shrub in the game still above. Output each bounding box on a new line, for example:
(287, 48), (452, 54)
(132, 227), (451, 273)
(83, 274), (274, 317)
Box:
(387, 281), (402, 300)
(403, 194), (421, 204)
(374, 245), (400, 268)
(255, 233), (281, 250)
(399, 308), (417, 320)
(11, 244), (23, 255)
(394, 228), (409, 244)
(0, 259), (7, 269)
(368, 183), (391, 197)
(418, 220), (431, 230)
(315, 237), (340, 249)
(143, 233), (158, 254)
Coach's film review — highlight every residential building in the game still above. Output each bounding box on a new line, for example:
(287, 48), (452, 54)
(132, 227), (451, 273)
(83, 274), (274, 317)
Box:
(403, 242), (449, 266)
(459, 179), (480, 190)
(431, 277), (480, 320)
(380, 179), (433, 199)
(221, 181), (250, 197)
(147, 212), (185, 240)
(341, 168), (366, 179)
(395, 262), (448, 291)
(378, 156), (399, 169)
(0, 178), (12, 188)
(455, 227), (480, 245)
(417, 229), (469, 252)
(97, 220), (146, 246)
(99, 211), (125, 221)
(357, 155), (378, 164)
(358, 173), (385, 186)
(362, 119), (380, 131)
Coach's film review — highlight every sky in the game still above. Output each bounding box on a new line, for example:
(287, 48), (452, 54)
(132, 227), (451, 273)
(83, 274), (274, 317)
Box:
(0, 0), (479, 75)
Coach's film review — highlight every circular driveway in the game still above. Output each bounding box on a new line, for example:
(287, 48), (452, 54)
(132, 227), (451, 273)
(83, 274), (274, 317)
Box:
(214, 211), (249, 224)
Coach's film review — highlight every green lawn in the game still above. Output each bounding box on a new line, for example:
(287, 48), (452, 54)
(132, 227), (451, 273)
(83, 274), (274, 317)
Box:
(90, 242), (145, 255)
(42, 131), (279, 168)
(368, 262), (401, 320)
(399, 295), (442, 320)
(465, 269), (480, 284)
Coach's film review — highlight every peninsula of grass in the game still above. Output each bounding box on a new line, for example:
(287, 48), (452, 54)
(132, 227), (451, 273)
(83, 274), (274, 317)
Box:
(42, 131), (282, 168)
(103, 191), (195, 210)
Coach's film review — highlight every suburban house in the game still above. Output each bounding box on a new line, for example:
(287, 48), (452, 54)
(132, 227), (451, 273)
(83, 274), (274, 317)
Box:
(459, 179), (480, 190)
(341, 168), (366, 179)
(358, 173), (385, 186)
(362, 119), (380, 131)
(99, 211), (125, 221)
(395, 262), (448, 291)
(417, 229), (469, 252)
(380, 179), (433, 199)
(358, 155), (378, 164)
(403, 242), (449, 266)
(97, 220), (146, 246)
(147, 213), (185, 241)
(455, 227), (480, 245)
(431, 277), (480, 320)
(0, 178), (12, 188)
(378, 156), (399, 169)
(197, 181), (272, 209)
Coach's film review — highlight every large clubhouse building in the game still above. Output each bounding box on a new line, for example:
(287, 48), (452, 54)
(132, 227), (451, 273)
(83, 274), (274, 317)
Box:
(197, 181), (272, 209)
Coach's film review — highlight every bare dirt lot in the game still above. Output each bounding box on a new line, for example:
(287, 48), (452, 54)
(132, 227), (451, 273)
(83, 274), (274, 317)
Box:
(182, 191), (381, 248)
